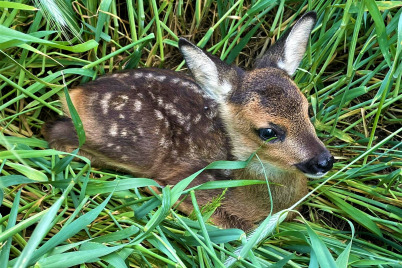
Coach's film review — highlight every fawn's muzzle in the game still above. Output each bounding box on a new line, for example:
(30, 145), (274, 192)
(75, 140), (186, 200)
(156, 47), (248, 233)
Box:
(295, 151), (334, 178)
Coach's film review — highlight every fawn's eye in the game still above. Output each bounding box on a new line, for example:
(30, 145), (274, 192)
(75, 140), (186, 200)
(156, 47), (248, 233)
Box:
(257, 128), (277, 141)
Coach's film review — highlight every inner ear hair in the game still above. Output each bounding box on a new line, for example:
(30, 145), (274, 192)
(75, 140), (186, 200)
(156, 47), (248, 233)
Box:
(255, 11), (317, 76)
(278, 12), (317, 76)
(178, 38), (240, 102)
(179, 38), (221, 99)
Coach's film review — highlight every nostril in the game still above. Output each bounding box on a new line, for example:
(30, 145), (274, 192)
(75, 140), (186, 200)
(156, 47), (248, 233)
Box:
(317, 158), (328, 168)
(295, 154), (334, 175)
(317, 155), (334, 171)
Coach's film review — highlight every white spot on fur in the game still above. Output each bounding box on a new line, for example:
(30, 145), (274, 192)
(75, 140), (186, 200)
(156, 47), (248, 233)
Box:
(131, 85), (136, 90)
(134, 100), (142, 112)
(159, 136), (166, 148)
(101, 93), (112, 114)
(188, 145), (197, 157)
(145, 73), (154, 79)
(223, 169), (232, 176)
(157, 97), (164, 106)
(171, 78), (180, 84)
(177, 115), (185, 125)
(107, 143), (113, 147)
(134, 72), (143, 79)
(155, 75), (166, 82)
(110, 123), (118, 136)
(180, 81), (191, 88)
(121, 128), (128, 137)
(115, 95), (128, 110)
(165, 103), (174, 110)
(205, 124), (214, 132)
(207, 174), (214, 180)
(89, 92), (99, 104)
(155, 110), (164, 120)
(190, 83), (200, 91)
(193, 114), (202, 124)
(137, 128), (144, 136)
(119, 114), (125, 119)
(185, 123), (191, 132)
(166, 105), (185, 125)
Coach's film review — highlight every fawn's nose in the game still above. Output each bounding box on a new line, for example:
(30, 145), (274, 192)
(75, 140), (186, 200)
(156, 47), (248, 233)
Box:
(295, 151), (334, 178)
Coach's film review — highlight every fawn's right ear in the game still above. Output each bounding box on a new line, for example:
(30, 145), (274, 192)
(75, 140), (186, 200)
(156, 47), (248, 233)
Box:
(179, 38), (241, 102)
(255, 11), (317, 76)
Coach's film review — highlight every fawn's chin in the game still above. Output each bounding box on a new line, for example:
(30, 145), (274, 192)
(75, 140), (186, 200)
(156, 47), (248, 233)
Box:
(304, 172), (328, 179)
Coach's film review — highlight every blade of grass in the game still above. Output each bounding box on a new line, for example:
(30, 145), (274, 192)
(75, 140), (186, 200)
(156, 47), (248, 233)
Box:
(0, 189), (21, 266)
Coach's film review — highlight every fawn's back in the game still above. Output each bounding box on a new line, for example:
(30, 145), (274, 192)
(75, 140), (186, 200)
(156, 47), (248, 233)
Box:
(46, 69), (232, 185)
(44, 12), (334, 230)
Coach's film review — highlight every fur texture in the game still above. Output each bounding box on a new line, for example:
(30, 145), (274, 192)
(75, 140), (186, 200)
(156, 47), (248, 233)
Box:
(43, 12), (334, 231)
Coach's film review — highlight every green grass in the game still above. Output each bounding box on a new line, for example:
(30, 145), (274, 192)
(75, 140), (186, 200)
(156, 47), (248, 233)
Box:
(0, 0), (401, 267)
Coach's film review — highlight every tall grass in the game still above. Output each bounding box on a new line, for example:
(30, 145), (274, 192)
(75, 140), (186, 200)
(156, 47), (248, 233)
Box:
(0, 0), (401, 267)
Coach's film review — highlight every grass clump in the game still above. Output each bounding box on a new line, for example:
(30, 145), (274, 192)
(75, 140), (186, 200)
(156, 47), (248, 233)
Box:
(0, 0), (401, 267)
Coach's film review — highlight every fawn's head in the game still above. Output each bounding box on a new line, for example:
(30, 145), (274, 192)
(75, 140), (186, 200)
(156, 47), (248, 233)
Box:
(179, 12), (333, 178)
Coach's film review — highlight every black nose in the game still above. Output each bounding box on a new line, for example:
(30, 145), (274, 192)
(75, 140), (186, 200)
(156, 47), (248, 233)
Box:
(295, 151), (334, 175)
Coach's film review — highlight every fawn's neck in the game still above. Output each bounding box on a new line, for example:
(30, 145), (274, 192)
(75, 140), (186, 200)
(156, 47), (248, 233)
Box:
(217, 164), (308, 229)
(234, 161), (307, 201)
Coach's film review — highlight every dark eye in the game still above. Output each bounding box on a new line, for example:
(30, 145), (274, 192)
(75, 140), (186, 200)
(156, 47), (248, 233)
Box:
(257, 128), (277, 141)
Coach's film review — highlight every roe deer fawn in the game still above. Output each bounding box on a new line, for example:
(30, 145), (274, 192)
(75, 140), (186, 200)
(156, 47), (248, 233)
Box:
(43, 12), (334, 230)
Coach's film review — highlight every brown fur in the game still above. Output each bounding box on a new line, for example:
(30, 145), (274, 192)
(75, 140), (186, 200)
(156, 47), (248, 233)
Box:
(43, 13), (333, 231)
(43, 67), (326, 230)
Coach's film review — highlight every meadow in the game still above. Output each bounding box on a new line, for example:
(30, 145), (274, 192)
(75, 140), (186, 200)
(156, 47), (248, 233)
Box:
(0, 0), (401, 267)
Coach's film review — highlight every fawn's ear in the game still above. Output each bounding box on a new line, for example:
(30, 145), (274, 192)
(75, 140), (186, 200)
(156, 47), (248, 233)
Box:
(255, 11), (317, 76)
(179, 38), (241, 102)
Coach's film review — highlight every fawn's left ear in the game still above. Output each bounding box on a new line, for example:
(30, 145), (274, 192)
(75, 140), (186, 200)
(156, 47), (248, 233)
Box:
(255, 11), (317, 76)
(179, 38), (241, 102)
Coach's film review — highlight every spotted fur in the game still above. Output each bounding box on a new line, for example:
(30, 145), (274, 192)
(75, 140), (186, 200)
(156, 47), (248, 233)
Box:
(43, 12), (333, 231)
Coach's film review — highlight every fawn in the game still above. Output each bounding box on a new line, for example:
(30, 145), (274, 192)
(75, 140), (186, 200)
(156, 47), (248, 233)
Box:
(43, 12), (334, 230)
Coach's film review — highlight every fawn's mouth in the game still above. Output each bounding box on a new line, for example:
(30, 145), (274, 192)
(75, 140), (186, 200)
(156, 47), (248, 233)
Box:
(303, 172), (328, 179)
